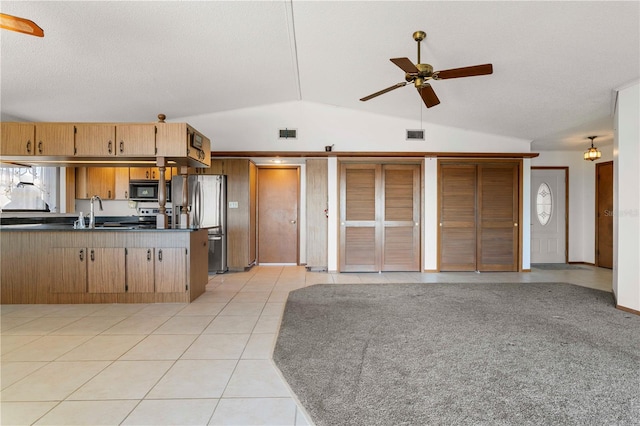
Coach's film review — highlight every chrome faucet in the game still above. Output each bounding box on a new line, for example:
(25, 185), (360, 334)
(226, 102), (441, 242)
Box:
(89, 195), (103, 228)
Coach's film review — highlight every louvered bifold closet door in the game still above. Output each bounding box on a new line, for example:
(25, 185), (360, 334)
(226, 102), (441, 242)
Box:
(477, 164), (518, 271)
(340, 164), (380, 272)
(382, 165), (421, 271)
(439, 164), (477, 271)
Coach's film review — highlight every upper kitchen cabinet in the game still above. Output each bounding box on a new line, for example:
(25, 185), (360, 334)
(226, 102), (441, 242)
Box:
(115, 124), (156, 156)
(156, 123), (211, 167)
(35, 123), (76, 156)
(74, 124), (116, 156)
(1, 122), (35, 156)
(0, 123), (74, 156)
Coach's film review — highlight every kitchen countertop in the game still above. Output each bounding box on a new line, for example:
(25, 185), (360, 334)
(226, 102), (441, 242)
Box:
(0, 223), (196, 231)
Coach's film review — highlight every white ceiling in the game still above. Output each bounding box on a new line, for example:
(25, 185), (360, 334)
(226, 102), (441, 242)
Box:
(1, 1), (638, 151)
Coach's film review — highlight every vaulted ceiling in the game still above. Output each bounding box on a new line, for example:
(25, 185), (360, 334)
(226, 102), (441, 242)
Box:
(1, 1), (638, 151)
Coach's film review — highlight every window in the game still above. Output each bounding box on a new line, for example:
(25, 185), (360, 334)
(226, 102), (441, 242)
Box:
(0, 166), (58, 212)
(536, 182), (553, 226)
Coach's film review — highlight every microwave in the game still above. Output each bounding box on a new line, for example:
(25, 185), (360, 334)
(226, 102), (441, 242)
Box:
(129, 181), (171, 202)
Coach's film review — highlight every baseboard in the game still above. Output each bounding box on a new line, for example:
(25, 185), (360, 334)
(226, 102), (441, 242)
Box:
(568, 261), (596, 266)
(616, 304), (640, 316)
(423, 269), (438, 273)
(522, 269), (531, 272)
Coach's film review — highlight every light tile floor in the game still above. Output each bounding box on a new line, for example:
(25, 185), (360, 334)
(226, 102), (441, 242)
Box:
(1, 265), (613, 425)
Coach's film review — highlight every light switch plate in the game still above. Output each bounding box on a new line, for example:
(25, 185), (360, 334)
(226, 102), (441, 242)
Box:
(229, 201), (239, 209)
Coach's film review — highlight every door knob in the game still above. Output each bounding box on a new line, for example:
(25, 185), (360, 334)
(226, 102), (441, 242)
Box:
(290, 220), (297, 224)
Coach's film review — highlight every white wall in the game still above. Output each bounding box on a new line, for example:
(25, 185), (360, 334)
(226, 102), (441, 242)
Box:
(613, 82), (640, 312)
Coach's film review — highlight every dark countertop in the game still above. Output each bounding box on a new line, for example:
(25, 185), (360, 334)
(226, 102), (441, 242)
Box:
(0, 215), (193, 231)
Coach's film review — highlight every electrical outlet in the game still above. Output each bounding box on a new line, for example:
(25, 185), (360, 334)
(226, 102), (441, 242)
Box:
(229, 201), (239, 209)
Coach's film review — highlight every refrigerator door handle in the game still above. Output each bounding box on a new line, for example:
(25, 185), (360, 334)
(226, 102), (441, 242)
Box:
(194, 180), (202, 228)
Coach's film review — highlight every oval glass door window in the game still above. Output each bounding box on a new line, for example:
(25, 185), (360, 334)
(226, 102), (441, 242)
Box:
(536, 182), (553, 226)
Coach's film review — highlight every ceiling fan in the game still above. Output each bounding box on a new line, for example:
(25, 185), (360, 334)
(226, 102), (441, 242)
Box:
(0, 13), (44, 37)
(360, 31), (492, 108)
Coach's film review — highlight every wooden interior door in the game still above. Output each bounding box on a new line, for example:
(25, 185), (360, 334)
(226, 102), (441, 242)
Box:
(439, 164), (477, 271)
(439, 161), (519, 272)
(257, 167), (299, 264)
(340, 164), (380, 272)
(596, 161), (613, 268)
(340, 163), (421, 272)
(477, 164), (519, 271)
(382, 165), (421, 271)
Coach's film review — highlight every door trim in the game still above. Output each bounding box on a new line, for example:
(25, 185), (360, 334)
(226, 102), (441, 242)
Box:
(256, 166), (300, 265)
(531, 166), (569, 263)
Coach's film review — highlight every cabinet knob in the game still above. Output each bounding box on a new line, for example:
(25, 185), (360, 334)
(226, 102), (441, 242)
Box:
(108, 140), (113, 154)
(158, 249), (163, 262)
(26, 140), (32, 153)
(119, 141), (124, 154)
(38, 141), (43, 154)
(147, 249), (152, 261)
(79, 249), (84, 261)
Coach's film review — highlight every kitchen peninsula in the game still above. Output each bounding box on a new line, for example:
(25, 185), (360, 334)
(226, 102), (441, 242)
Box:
(1, 117), (212, 304)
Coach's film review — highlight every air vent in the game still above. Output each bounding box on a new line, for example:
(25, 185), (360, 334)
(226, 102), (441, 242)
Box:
(406, 129), (425, 140)
(279, 128), (297, 139)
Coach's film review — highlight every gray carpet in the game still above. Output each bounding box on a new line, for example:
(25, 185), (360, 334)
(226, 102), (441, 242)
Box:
(531, 263), (588, 270)
(273, 283), (640, 426)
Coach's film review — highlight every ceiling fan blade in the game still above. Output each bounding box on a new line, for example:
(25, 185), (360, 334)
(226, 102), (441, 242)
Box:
(0, 13), (44, 37)
(390, 57), (419, 74)
(418, 84), (440, 108)
(434, 63), (493, 80)
(360, 82), (408, 102)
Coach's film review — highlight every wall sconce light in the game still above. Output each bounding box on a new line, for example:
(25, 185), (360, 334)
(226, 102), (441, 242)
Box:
(583, 136), (601, 161)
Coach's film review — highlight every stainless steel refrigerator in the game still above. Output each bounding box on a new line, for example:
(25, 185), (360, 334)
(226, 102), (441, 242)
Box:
(171, 174), (227, 273)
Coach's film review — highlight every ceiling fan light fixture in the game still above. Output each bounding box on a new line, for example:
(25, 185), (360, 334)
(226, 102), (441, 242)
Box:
(583, 136), (601, 161)
(0, 13), (44, 37)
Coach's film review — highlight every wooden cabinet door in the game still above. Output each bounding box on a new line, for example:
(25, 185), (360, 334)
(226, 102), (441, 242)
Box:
(1, 122), (35, 155)
(129, 167), (152, 180)
(439, 164), (477, 271)
(126, 248), (155, 293)
(34, 123), (75, 155)
(115, 124), (156, 156)
(382, 165), (421, 271)
(340, 164), (379, 272)
(115, 168), (130, 199)
(75, 124), (116, 156)
(477, 164), (518, 271)
(155, 248), (186, 293)
(52, 248), (87, 293)
(88, 248), (125, 293)
(87, 167), (116, 199)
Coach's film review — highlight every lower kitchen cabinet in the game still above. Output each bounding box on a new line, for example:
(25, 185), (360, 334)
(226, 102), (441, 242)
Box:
(125, 247), (187, 294)
(126, 248), (155, 293)
(87, 248), (125, 293)
(0, 229), (208, 304)
(52, 247), (125, 293)
(155, 248), (187, 293)
(54, 248), (88, 293)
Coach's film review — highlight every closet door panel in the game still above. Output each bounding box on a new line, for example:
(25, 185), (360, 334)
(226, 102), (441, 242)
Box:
(439, 164), (477, 271)
(341, 165), (380, 272)
(477, 164), (518, 271)
(382, 165), (420, 271)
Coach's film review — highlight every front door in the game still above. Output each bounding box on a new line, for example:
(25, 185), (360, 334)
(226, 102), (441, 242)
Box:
(596, 161), (613, 268)
(257, 167), (299, 264)
(531, 168), (567, 263)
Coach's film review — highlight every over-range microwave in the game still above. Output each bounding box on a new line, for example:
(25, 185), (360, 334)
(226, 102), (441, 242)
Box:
(129, 180), (171, 202)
